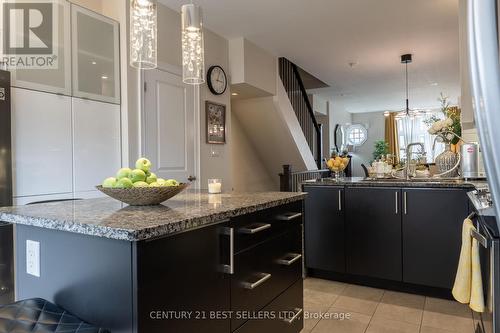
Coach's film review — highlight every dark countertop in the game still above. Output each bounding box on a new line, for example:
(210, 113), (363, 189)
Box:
(0, 190), (306, 241)
(302, 177), (488, 189)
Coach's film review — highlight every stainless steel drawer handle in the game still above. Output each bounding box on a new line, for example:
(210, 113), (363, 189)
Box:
(471, 229), (489, 248)
(242, 273), (272, 290)
(276, 253), (302, 266)
(275, 212), (302, 221)
(403, 192), (408, 215)
(283, 308), (303, 325)
(395, 191), (398, 214)
(221, 226), (234, 275)
(338, 190), (342, 211)
(239, 223), (271, 234)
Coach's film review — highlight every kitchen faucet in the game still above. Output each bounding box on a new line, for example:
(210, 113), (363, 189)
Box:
(406, 143), (426, 180)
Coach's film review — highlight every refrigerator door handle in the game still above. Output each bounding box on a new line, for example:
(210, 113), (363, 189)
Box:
(467, 0), (500, 223)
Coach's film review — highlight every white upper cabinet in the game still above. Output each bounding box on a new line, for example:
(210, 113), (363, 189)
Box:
(72, 97), (121, 193)
(71, 5), (120, 104)
(11, 88), (73, 197)
(10, 0), (72, 95)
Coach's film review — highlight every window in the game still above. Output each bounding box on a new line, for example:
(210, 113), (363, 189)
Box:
(396, 111), (445, 163)
(346, 124), (367, 146)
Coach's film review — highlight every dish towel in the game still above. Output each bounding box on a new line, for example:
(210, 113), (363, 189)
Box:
(452, 218), (485, 312)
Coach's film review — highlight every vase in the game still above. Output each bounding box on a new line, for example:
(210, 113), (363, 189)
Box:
(435, 143), (459, 177)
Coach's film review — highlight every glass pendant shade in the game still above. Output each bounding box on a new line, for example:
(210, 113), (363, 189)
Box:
(130, 0), (157, 69)
(181, 4), (205, 84)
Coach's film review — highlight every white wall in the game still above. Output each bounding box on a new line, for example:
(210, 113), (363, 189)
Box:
(458, 0), (474, 126)
(328, 98), (352, 154)
(350, 112), (385, 177)
(229, 38), (276, 96)
(231, 114), (276, 192)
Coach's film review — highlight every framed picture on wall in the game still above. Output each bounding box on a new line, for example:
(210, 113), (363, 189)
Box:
(206, 101), (226, 144)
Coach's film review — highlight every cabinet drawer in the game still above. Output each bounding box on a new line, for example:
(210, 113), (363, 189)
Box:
(231, 227), (302, 331)
(233, 201), (303, 254)
(233, 279), (303, 333)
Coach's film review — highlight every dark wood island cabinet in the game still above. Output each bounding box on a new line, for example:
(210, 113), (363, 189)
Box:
(0, 191), (305, 333)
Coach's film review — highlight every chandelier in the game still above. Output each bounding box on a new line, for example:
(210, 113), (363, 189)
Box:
(181, 4), (205, 84)
(130, 0), (157, 69)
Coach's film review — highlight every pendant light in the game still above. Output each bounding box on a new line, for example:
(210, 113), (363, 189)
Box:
(395, 54), (428, 152)
(130, 0), (157, 69)
(181, 4), (205, 84)
(396, 54), (426, 119)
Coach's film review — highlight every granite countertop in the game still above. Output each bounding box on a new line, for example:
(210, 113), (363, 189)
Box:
(0, 190), (306, 241)
(302, 177), (488, 189)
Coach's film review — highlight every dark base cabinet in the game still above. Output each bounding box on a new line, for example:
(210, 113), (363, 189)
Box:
(304, 186), (345, 273)
(234, 279), (303, 333)
(304, 184), (471, 296)
(138, 201), (305, 333)
(15, 200), (304, 333)
(136, 223), (231, 333)
(345, 187), (402, 281)
(402, 188), (469, 289)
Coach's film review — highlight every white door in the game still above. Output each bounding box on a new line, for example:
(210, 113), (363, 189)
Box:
(143, 68), (197, 184)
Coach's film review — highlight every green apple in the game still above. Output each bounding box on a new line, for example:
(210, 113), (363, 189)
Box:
(129, 169), (146, 183)
(133, 181), (149, 188)
(149, 182), (160, 187)
(164, 179), (179, 186)
(156, 178), (166, 185)
(102, 177), (117, 188)
(146, 172), (157, 184)
(116, 167), (132, 179)
(115, 177), (133, 189)
(145, 170), (152, 177)
(135, 158), (152, 172)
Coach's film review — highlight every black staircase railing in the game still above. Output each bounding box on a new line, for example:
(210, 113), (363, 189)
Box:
(278, 57), (322, 169)
(279, 165), (331, 192)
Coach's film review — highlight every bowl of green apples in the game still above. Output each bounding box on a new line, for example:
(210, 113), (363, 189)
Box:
(96, 158), (189, 206)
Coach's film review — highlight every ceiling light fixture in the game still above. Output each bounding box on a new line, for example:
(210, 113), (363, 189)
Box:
(231, 92), (238, 96)
(181, 3), (205, 84)
(130, 0), (157, 69)
(395, 54), (426, 119)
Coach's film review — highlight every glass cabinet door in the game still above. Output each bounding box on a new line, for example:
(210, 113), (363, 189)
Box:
(71, 5), (120, 104)
(9, 0), (71, 95)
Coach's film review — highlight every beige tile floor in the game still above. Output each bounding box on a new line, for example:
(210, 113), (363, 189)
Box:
(302, 278), (475, 333)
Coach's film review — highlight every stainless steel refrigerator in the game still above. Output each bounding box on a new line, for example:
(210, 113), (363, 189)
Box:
(467, 0), (500, 224)
(467, 1), (500, 332)
(0, 69), (14, 305)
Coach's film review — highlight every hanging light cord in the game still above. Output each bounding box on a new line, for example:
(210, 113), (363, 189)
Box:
(405, 61), (409, 115)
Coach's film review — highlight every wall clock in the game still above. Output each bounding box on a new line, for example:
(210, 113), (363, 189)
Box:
(207, 65), (227, 95)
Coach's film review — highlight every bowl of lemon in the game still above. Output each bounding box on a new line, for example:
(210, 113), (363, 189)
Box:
(326, 154), (350, 181)
(96, 158), (189, 206)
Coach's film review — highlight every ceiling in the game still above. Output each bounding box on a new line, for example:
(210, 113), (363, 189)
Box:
(159, 0), (460, 113)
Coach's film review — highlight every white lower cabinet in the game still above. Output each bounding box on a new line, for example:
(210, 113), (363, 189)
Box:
(11, 88), (73, 197)
(72, 98), (121, 193)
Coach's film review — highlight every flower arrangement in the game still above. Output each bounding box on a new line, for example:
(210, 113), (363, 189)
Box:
(424, 94), (462, 145)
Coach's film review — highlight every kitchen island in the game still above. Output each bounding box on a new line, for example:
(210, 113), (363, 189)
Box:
(0, 190), (306, 333)
(302, 177), (486, 297)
